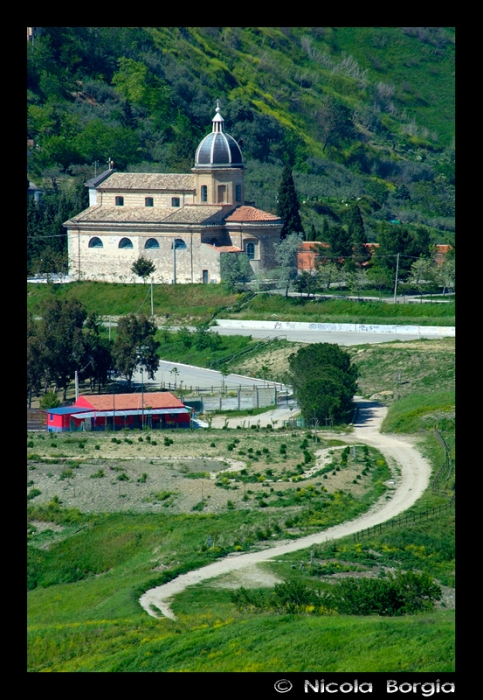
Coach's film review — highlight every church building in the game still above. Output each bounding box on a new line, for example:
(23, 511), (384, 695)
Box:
(64, 103), (283, 284)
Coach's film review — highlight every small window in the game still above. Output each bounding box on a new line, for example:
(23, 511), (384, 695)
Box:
(201, 185), (208, 202)
(246, 242), (255, 260)
(145, 238), (159, 249)
(115, 196), (124, 206)
(88, 237), (103, 248)
(236, 184), (241, 202)
(171, 197), (180, 207)
(145, 197), (154, 207)
(119, 237), (133, 249)
(172, 238), (187, 250)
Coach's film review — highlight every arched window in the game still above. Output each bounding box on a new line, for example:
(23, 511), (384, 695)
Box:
(246, 242), (255, 260)
(145, 197), (154, 207)
(201, 185), (208, 202)
(145, 238), (160, 249)
(115, 196), (124, 206)
(172, 239), (187, 250)
(88, 237), (103, 248)
(119, 237), (133, 249)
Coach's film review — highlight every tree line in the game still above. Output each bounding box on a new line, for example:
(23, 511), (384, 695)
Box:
(27, 298), (160, 407)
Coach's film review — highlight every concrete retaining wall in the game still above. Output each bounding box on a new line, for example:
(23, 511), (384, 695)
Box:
(215, 319), (455, 337)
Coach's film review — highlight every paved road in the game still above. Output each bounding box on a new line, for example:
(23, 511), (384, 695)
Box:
(139, 398), (431, 619)
(210, 327), (433, 346)
(132, 360), (288, 392)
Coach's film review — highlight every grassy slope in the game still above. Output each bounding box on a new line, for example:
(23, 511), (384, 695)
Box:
(27, 282), (455, 326)
(27, 297), (455, 672)
(27, 282), (240, 324)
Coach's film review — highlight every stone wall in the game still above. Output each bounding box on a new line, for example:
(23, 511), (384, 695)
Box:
(68, 231), (223, 283)
(194, 169), (244, 205)
(97, 191), (195, 207)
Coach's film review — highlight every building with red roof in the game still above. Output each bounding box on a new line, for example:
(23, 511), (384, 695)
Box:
(46, 392), (190, 432)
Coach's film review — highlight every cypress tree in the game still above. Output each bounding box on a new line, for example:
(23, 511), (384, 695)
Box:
(276, 164), (305, 239)
(344, 204), (370, 264)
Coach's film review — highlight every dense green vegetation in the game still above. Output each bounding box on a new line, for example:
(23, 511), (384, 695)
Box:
(27, 27), (455, 274)
(288, 344), (358, 424)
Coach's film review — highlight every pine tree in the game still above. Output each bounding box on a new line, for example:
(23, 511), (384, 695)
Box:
(276, 164), (305, 239)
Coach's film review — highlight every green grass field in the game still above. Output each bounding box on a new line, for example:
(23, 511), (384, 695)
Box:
(27, 293), (455, 673)
(27, 283), (455, 327)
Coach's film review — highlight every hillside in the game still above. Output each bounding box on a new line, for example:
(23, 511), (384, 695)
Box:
(27, 27), (455, 253)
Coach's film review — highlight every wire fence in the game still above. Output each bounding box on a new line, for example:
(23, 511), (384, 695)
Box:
(352, 500), (455, 542)
(431, 429), (454, 491)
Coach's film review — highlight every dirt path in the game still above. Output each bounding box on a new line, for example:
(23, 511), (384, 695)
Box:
(139, 400), (431, 620)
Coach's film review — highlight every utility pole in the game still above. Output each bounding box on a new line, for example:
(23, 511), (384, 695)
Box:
(393, 253), (400, 303)
(173, 240), (177, 284)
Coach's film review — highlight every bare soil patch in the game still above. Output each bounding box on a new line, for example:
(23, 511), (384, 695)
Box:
(27, 429), (393, 515)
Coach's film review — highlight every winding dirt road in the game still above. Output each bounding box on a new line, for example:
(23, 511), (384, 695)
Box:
(140, 400), (431, 619)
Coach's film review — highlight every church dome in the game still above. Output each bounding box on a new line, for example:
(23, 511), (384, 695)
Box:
(194, 102), (244, 169)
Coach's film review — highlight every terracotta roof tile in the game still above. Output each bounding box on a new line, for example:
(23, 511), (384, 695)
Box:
(225, 206), (281, 223)
(98, 173), (195, 191)
(162, 205), (233, 224)
(203, 245), (243, 253)
(65, 205), (173, 224)
(75, 392), (185, 411)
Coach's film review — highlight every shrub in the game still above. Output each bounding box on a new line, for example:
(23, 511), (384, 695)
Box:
(90, 469), (105, 479)
(191, 500), (206, 511)
(117, 473), (129, 481)
(39, 392), (60, 409)
(155, 490), (173, 501)
(27, 488), (42, 500)
(323, 570), (441, 616)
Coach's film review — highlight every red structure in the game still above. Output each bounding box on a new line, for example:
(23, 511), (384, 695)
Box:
(46, 392), (190, 432)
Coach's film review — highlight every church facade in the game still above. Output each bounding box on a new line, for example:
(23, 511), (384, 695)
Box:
(64, 104), (283, 284)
